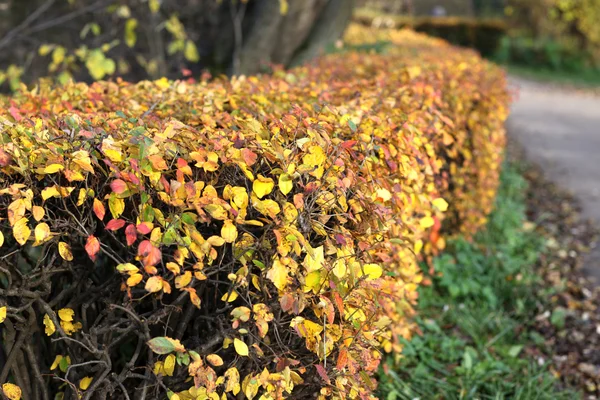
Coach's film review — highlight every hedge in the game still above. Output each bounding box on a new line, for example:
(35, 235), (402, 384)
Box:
(0, 24), (508, 400)
(353, 8), (508, 58)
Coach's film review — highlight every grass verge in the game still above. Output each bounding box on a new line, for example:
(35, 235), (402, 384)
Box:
(378, 162), (580, 399)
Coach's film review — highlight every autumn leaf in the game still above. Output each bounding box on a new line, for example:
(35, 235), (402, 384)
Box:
(125, 224), (137, 246)
(207, 354), (224, 367)
(233, 338), (249, 357)
(138, 240), (162, 266)
(253, 174), (275, 198)
(221, 220), (238, 243)
(43, 163), (64, 174)
(58, 308), (74, 322)
(79, 376), (93, 390)
(110, 179), (128, 194)
(267, 259), (289, 291)
(12, 218), (31, 246)
(1, 383), (22, 400)
(145, 276), (164, 293)
(34, 222), (51, 246)
(0, 231), (4, 248)
(163, 354), (176, 376)
(147, 336), (186, 354)
(58, 242), (74, 261)
(419, 216), (435, 229)
(32, 205), (45, 221)
(106, 219), (126, 231)
(93, 198), (105, 220)
(43, 314), (56, 336)
(85, 235), (100, 261)
(174, 271), (192, 288)
(278, 173), (293, 195)
(0, 306), (6, 323)
(433, 197), (449, 212)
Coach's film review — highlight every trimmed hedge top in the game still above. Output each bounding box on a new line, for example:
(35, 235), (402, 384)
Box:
(0, 25), (508, 399)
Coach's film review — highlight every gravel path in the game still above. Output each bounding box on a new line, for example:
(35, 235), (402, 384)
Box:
(507, 77), (600, 281)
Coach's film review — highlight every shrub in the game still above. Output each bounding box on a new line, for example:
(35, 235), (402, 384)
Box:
(353, 8), (508, 57)
(0, 25), (508, 399)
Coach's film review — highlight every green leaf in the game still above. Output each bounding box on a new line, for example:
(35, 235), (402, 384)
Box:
(125, 18), (138, 48)
(184, 40), (200, 62)
(348, 120), (357, 132)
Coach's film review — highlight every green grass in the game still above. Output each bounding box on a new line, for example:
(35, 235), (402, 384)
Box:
(505, 64), (600, 88)
(378, 163), (580, 400)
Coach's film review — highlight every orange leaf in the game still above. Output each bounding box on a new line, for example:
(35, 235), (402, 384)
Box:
(85, 235), (100, 261)
(138, 240), (161, 266)
(93, 199), (105, 220)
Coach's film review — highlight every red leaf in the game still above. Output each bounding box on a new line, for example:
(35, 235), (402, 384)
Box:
(110, 179), (128, 194)
(341, 140), (357, 150)
(93, 199), (105, 220)
(106, 219), (126, 231)
(241, 148), (257, 166)
(85, 235), (100, 261)
(138, 240), (161, 267)
(125, 224), (137, 246)
(315, 364), (331, 385)
(9, 106), (22, 121)
(136, 222), (152, 235)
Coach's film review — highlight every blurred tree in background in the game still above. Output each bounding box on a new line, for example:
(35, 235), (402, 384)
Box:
(0, 0), (354, 90)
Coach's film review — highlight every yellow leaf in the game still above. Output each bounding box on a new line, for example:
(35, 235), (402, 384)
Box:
(34, 222), (51, 245)
(175, 271), (192, 288)
(43, 314), (56, 336)
(12, 218), (31, 246)
(221, 291), (238, 302)
(43, 164), (64, 174)
(8, 199), (26, 226)
(432, 197), (449, 212)
(58, 242), (74, 261)
(166, 262), (181, 275)
(124, 18), (138, 48)
(163, 354), (176, 376)
(184, 40), (200, 62)
(127, 273), (143, 287)
(58, 308), (74, 322)
(279, 0), (289, 14)
(0, 306), (6, 323)
(233, 338), (249, 357)
(79, 376), (93, 390)
(221, 220), (238, 243)
(109, 196), (125, 219)
(0, 231), (3, 248)
(278, 173), (293, 195)
(362, 263), (383, 280)
(149, 0), (160, 13)
(145, 276), (163, 293)
(50, 355), (63, 370)
(253, 199), (280, 219)
(1, 383), (22, 400)
(266, 258), (289, 291)
(419, 216), (435, 229)
(32, 206), (45, 221)
(304, 270), (322, 294)
(252, 175), (274, 199)
(41, 186), (61, 201)
(207, 354), (224, 367)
